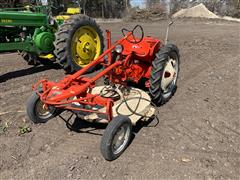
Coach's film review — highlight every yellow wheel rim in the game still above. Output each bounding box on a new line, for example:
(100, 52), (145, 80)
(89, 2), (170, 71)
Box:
(71, 26), (101, 67)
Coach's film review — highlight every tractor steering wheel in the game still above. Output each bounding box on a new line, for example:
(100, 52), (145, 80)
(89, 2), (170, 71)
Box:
(121, 25), (144, 44)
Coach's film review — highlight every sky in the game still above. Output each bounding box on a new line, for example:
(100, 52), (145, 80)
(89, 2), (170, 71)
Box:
(130, 0), (171, 10)
(130, 0), (147, 8)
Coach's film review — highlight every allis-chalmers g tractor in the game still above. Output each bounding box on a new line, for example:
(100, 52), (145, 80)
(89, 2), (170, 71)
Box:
(27, 25), (180, 161)
(0, 0), (104, 73)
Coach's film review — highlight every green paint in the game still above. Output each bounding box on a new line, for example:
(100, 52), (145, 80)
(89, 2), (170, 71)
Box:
(0, 3), (80, 57)
(0, 6), (55, 54)
(0, 11), (48, 26)
(0, 42), (36, 52)
(34, 31), (55, 52)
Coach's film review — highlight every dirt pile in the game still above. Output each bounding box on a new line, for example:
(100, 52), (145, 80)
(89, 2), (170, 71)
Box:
(127, 6), (167, 21)
(173, 3), (219, 19)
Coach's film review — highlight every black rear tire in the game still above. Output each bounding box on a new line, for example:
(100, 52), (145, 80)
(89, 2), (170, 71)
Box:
(54, 15), (104, 74)
(149, 43), (180, 106)
(100, 115), (132, 161)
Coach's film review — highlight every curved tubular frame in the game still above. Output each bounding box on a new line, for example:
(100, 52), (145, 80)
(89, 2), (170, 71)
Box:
(33, 30), (134, 121)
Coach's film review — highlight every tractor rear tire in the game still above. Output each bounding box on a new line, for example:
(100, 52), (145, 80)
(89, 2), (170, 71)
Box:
(54, 15), (104, 74)
(149, 44), (180, 106)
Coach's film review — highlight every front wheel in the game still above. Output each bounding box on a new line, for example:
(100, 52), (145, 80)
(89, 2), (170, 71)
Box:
(100, 115), (132, 161)
(26, 92), (59, 123)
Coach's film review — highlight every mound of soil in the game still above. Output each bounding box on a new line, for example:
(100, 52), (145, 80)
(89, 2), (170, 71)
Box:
(173, 3), (219, 19)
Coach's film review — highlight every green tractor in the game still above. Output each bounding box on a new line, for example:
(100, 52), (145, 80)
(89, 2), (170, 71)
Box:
(0, 0), (104, 73)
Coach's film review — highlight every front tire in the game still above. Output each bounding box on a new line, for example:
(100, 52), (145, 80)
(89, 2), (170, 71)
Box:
(100, 115), (132, 161)
(26, 92), (59, 123)
(149, 44), (180, 106)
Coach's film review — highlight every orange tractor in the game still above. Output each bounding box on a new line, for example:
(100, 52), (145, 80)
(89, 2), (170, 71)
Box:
(27, 25), (180, 161)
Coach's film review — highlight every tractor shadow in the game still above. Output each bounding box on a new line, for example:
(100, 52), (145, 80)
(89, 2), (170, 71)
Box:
(62, 115), (108, 136)
(58, 112), (106, 136)
(59, 112), (159, 145)
(133, 117), (159, 133)
(0, 63), (62, 83)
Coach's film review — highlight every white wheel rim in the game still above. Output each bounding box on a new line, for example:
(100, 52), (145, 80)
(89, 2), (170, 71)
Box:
(111, 124), (131, 155)
(161, 58), (179, 98)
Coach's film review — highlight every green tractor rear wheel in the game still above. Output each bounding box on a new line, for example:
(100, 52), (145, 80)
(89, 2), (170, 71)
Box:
(54, 15), (104, 74)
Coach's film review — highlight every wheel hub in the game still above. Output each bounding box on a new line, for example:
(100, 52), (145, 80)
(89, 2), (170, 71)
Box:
(112, 125), (130, 155)
(76, 35), (96, 61)
(115, 128), (125, 146)
(161, 58), (177, 91)
(36, 100), (51, 117)
(72, 26), (101, 67)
